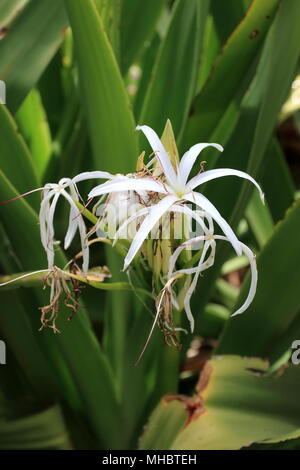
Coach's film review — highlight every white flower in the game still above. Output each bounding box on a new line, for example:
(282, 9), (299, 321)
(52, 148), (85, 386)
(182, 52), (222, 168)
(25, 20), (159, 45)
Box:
(39, 171), (114, 273)
(168, 229), (257, 332)
(88, 125), (264, 271)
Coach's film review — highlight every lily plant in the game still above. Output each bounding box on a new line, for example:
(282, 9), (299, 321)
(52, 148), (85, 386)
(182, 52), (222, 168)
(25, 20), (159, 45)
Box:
(1, 122), (264, 339)
(83, 124), (264, 332)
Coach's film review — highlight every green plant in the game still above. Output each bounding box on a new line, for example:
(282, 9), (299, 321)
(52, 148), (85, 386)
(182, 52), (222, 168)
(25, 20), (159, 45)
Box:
(1, 0), (300, 450)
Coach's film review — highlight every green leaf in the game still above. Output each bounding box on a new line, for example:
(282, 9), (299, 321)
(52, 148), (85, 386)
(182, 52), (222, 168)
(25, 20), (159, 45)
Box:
(184, 0), (280, 143)
(133, 33), (161, 119)
(198, 303), (230, 338)
(139, 399), (186, 451)
(197, 0), (250, 93)
(0, 104), (39, 209)
(218, 199), (300, 360)
(65, 0), (138, 173)
(210, 0), (248, 45)
(0, 0), (68, 113)
(246, 190), (273, 248)
(196, 15), (219, 94)
(0, 0), (28, 29)
(140, 356), (300, 450)
(0, 291), (60, 400)
(16, 89), (52, 180)
(120, 0), (166, 74)
(94, 0), (122, 57)
(261, 138), (295, 223)
(139, 0), (209, 138)
(0, 405), (72, 450)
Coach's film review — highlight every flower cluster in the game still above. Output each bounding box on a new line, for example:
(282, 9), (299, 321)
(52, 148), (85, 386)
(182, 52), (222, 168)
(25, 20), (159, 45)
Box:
(35, 123), (263, 335)
(1, 122), (264, 337)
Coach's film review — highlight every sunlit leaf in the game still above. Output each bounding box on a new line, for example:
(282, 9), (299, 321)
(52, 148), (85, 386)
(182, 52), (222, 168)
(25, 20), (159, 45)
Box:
(140, 356), (300, 450)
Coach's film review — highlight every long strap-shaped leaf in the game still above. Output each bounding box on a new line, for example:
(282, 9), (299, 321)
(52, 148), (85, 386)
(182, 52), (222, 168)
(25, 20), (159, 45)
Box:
(0, 405), (72, 450)
(16, 89), (52, 181)
(65, 0), (137, 173)
(0, 104), (39, 208)
(120, 0), (166, 74)
(183, 0), (280, 144)
(140, 0), (209, 138)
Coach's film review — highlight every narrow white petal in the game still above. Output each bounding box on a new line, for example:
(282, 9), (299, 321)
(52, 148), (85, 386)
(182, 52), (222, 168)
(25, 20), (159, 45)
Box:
(171, 236), (216, 276)
(62, 190), (89, 274)
(39, 189), (55, 250)
(64, 207), (78, 249)
(184, 241), (215, 332)
(113, 207), (150, 243)
(184, 240), (216, 333)
(214, 235), (257, 316)
(179, 143), (223, 186)
(137, 125), (178, 187)
(123, 195), (178, 269)
(45, 192), (60, 269)
(77, 218), (90, 275)
(88, 176), (167, 199)
(59, 177), (72, 185)
(205, 211), (214, 233)
(185, 192), (242, 255)
(167, 236), (208, 278)
(73, 171), (114, 183)
(170, 205), (211, 235)
(168, 245), (187, 280)
(167, 207), (213, 279)
(232, 243), (257, 316)
(189, 168), (264, 202)
(64, 182), (80, 249)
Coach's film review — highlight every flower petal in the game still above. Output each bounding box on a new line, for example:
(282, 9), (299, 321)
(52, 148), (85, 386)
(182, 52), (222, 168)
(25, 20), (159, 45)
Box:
(170, 204), (211, 235)
(64, 180), (80, 249)
(123, 195), (178, 269)
(184, 240), (216, 332)
(62, 190), (89, 274)
(88, 176), (167, 199)
(167, 235), (208, 279)
(45, 192), (60, 269)
(185, 192), (242, 256)
(113, 206), (150, 242)
(189, 168), (264, 202)
(179, 143), (223, 186)
(232, 243), (257, 316)
(215, 235), (257, 316)
(39, 189), (55, 252)
(136, 125), (178, 187)
(180, 240), (215, 332)
(64, 207), (78, 249)
(73, 170), (114, 183)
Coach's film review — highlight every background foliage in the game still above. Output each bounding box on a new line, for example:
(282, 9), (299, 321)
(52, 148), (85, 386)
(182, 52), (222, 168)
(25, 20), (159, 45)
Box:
(0, 0), (300, 450)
